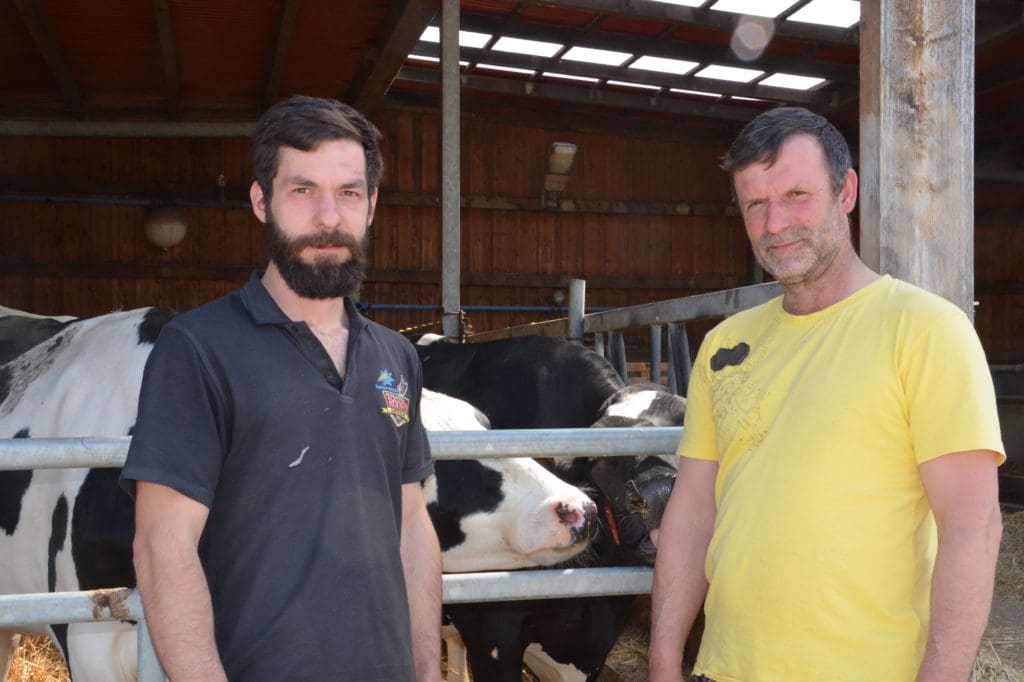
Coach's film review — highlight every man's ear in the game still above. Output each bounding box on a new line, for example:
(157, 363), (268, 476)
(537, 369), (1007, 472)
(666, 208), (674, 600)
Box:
(367, 189), (378, 226)
(250, 181), (268, 224)
(839, 168), (858, 214)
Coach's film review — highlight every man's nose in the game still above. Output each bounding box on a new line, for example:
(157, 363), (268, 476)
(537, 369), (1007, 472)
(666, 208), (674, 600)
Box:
(315, 195), (342, 229)
(762, 200), (790, 234)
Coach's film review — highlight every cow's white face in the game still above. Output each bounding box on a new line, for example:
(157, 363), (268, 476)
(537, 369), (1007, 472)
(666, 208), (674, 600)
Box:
(419, 389), (598, 573)
(433, 456), (597, 573)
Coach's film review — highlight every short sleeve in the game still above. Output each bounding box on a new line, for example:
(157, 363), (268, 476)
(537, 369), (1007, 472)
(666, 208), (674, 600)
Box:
(400, 346), (434, 484)
(902, 310), (1005, 465)
(119, 324), (229, 506)
(677, 333), (719, 462)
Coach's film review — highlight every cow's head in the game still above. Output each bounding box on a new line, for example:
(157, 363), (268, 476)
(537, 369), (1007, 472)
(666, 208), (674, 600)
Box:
(556, 385), (685, 565)
(420, 389), (599, 573)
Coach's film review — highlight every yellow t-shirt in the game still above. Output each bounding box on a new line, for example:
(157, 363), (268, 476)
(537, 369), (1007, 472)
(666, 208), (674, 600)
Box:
(679, 275), (1005, 682)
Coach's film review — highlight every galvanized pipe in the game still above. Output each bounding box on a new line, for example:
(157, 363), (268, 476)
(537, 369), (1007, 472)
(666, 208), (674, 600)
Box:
(0, 589), (143, 627)
(650, 324), (663, 385)
(568, 278), (585, 344)
(0, 428), (683, 470)
(442, 567), (652, 603)
(440, 0), (461, 340)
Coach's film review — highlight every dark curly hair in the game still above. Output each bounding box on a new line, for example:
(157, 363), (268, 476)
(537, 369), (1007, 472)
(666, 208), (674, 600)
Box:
(252, 95), (383, 201)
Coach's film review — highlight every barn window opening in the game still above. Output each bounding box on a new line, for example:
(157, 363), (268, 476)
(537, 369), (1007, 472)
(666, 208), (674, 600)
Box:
(630, 56), (700, 76)
(788, 0), (861, 28)
(710, 0), (800, 18)
(562, 46), (634, 67)
(492, 37), (564, 58)
(694, 64), (764, 83)
(760, 73), (827, 90)
(419, 27), (492, 49)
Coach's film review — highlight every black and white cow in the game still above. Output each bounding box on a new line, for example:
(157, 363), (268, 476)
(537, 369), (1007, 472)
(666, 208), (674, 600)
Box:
(416, 334), (685, 682)
(0, 308), (598, 681)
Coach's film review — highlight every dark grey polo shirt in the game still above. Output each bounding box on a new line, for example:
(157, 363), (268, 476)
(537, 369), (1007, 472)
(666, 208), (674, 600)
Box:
(121, 272), (433, 681)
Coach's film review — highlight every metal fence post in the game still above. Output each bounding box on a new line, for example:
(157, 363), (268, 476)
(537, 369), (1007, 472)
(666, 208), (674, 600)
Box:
(568, 278), (585, 345)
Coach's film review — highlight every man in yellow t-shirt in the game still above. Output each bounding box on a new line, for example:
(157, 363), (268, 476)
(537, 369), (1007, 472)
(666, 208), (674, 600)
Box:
(648, 107), (1005, 682)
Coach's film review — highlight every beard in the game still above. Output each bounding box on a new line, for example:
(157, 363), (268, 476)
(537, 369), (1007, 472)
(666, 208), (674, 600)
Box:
(753, 216), (846, 286)
(265, 211), (370, 300)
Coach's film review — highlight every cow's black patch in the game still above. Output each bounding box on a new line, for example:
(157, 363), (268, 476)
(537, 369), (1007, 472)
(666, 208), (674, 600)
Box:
(0, 315), (75, 366)
(137, 308), (177, 346)
(427, 460), (503, 551)
(71, 468), (137, 589)
(710, 343), (750, 371)
(0, 365), (11, 404)
(48, 495), (68, 592)
(0, 428), (33, 535)
(51, 623), (69, 666)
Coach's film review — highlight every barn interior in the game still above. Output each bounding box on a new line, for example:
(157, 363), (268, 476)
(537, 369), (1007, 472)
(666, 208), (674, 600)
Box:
(0, 0), (1022, 468)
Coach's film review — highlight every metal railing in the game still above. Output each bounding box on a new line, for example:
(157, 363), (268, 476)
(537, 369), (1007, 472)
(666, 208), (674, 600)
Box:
(463, 280), (782, 393)
(0, 427), (681, 681)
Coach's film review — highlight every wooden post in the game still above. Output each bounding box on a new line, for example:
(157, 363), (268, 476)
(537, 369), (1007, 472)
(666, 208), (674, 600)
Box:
(859, 0), (975, 317)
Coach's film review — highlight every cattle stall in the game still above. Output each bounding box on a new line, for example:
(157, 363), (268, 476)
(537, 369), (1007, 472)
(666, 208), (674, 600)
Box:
(0, 428), (680, 681)
(2, 0), (1023, 677)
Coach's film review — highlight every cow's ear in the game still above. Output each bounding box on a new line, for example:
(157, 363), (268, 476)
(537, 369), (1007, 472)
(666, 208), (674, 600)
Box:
(250, 181), (268, 223)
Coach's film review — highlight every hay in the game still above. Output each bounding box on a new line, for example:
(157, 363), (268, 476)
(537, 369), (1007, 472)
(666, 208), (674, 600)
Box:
(997, 511), (1024, 603)
(5, 636), (68, 682)
(976, 642), (1024, 682)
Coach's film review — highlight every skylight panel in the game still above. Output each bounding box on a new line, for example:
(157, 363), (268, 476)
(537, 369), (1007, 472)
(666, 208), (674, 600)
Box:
(406, 55), (469, 67)
(562, 46), (633, 66)
(648, 0), (709, 6)
(670, 88), (721, 98)
(788, 0), (860, 28)
(630, 56), (700, 76)
(542, 72), (600, 83)
(606, 80), (662, 91)
(493, 36), (564, 58)
(419, 26), (493, 48)
(695, 64), (764, 82)
(477, 64), (536, 76)
(710, 0), (799, 18)
(759, 73), (826, 90)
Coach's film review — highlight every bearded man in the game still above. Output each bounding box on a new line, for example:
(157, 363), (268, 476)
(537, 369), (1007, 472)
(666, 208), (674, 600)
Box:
(122, 96), (441, 682)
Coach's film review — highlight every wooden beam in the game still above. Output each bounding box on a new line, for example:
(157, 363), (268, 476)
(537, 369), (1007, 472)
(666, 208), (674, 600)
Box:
(0, 261), (746, 292)
(411, 42), (834, 107)
(859, 0), (975, 315)
(383, 90), (740, 145)
(262, 0), (301, 109)
(151, 0), (179, 116)
(530, 0), (860, 46)
(397, 66), (764, 123)
(13, 0), (86, 119)
(349, 0), (440, 112)
(459, 12), (859, 83)
(0, 185), (739, 217)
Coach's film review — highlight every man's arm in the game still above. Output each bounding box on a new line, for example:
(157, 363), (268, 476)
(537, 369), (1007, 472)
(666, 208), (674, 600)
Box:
(649, 457), (719, 682)
(916, 449), (1003, 682)
(133, 481), (226, 682)
(401, 481), (442, 682)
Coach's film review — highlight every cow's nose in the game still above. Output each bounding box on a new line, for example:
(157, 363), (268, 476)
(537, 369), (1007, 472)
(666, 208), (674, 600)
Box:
(558, 499), (599, 545)
(555, 499), (597, 529)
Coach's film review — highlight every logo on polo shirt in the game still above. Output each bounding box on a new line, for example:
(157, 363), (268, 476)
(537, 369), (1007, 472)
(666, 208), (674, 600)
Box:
(376, 368), (411, 427)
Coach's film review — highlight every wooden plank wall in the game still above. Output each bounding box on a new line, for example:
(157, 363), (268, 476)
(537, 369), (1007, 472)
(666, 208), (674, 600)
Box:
(0, 108), (1020, 362)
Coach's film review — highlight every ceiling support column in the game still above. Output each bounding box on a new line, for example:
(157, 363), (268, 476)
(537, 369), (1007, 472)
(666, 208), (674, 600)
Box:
(440, 0), (462, 339)
(859, 0), (975, 316)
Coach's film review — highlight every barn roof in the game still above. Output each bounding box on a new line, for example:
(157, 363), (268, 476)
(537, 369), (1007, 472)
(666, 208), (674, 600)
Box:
(0, 1), (1021, 181)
